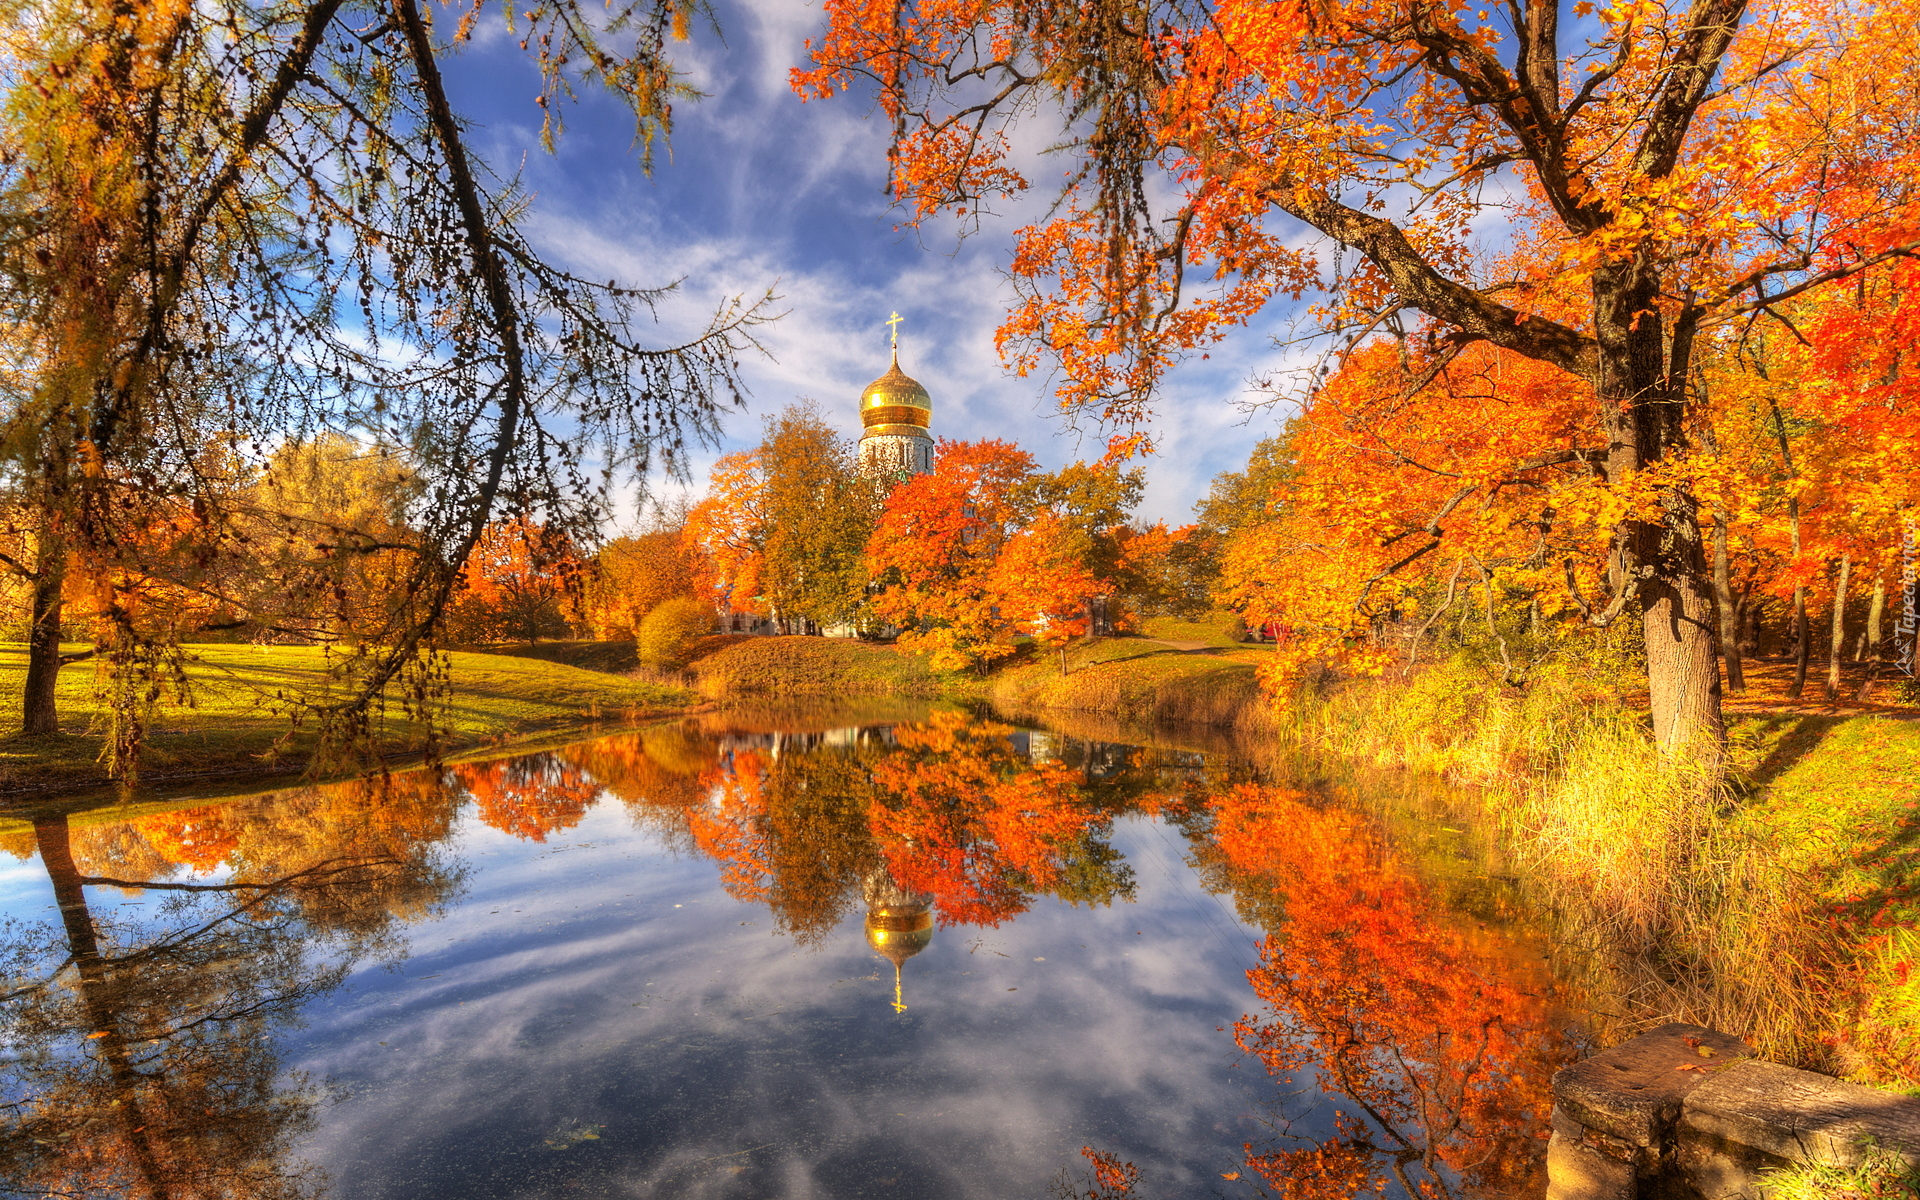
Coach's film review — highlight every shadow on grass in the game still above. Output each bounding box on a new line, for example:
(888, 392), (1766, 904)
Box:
(1737, 712), (1850, 792)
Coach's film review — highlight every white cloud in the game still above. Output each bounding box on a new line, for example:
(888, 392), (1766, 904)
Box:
(439, 0), (1334, 525)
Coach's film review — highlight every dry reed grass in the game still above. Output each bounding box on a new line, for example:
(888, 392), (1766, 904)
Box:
(1291, 658), (1884, 1078)
(989, 640), (1275, 733)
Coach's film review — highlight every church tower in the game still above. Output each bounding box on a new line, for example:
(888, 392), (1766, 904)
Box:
(857, 313), (934, 479)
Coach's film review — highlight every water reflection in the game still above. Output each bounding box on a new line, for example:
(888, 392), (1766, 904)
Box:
(0, 777), (461, 1199)
(0, 704), (1572, 1198)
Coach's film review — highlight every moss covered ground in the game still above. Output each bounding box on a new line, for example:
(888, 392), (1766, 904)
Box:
(0, 642), (689, 800)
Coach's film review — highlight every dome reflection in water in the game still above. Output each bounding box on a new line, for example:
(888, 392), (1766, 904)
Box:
(0, 705), (1575, 1199)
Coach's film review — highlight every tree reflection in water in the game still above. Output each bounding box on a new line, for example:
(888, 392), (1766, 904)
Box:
(1059, 781), (1570, 1200)
(554, 710), (1139, 945)
(1, 708), (1570, 1199)
(0, 774), (463, 1199)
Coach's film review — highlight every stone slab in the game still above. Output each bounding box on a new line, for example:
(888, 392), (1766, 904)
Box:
(1548, 1131), (1639, 1200)
(1554, 1023), (1758, 1148)
(1682, 1059), (1920, 1171)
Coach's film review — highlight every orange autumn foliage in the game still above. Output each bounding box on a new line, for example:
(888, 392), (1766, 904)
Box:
(560, 726), (718, 824)
(685, 448), (770, 617)
(455, 757), (599, 843)
(134, 805), (244, 874)
(443, 517), (587, 644)
(1217, 337), (1606, 689)
(683, 746), (777, 904)
(995, 512), (1100, 659)
(584, 529), (703, 640)
(867, 711), (1107, 925)
(867, 438), (1038, 670)
(1207, 782), (1566, 1198)
(799, 0), (1920, 752)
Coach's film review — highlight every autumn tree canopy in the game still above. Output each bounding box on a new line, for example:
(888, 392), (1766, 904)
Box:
(686, 403), (885, 632)
(0, 0), (770, 766)
(798, 0), (1920, 761)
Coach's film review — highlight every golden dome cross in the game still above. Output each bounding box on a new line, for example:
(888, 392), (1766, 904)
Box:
(885, 311), (904, 348)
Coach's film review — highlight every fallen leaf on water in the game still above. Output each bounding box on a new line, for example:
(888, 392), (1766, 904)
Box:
(543, 1123), (606, 1150)
(86, 1031), (109, 1039)
(1222, 1172), (1241, 1180)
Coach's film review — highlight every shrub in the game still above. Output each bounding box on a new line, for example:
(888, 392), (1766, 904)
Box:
(636, 597), (715, 670)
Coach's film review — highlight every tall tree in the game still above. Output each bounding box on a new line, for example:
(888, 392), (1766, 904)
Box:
(997, 513), (1102, 674)
(441, 517), (586, 644)
(759, 403), (886, 632)
(584, 504), (701, 640)
(867, 438), (1038, 670)
(685, 447), (772, 619)
(799, 0), (1920, 761)
(0, 0), (768, 767)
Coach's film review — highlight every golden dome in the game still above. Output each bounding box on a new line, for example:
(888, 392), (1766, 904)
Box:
(865, 905), (935, 966)
(863, 865), (935, 1012)
(861, 350), (932, 431)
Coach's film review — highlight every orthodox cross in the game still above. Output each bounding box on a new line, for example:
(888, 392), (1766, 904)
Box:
(885, 311), (904, 348)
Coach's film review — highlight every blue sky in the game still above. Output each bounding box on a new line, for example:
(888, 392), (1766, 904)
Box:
(436, 0), (1304, 526)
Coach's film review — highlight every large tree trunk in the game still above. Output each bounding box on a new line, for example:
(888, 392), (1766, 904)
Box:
(1595, 265), (1723, 761)
(1856, 576), (1888, 703)
(1711, 513), (1746, 692)
(1826, 555), (1851, 700)
(1632, 506), (1725, 755)
(21, 532), (68, 737)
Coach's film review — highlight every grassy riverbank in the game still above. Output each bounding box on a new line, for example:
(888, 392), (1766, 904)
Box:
(0, 643), (690, 800)
(1289, 656), (1920, 1086)
(987, 628), (1272, 729)
(687, 635), (954, 697)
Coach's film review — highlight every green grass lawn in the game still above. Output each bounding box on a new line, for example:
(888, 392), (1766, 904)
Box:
(1136, 611), (1250, 647)
(1728, 711), (1920, 1080)
(0, 642), (690, 798)
(467, 638), (642, 674)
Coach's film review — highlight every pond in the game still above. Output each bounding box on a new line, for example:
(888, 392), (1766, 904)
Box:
(0, 703), (1580, 1199)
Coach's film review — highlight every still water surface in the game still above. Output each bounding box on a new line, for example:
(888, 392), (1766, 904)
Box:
(0, 704), (1577, 1199)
